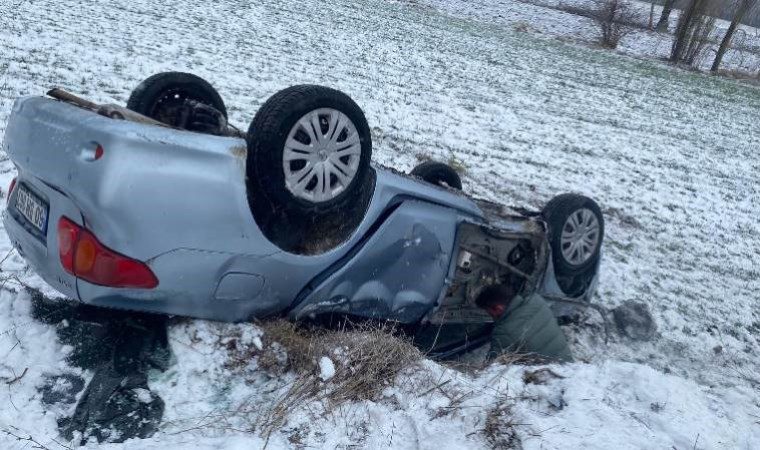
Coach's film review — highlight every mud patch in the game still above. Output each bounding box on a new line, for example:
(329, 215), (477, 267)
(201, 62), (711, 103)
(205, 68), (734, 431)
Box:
(59, 368), (164, 444)
(29, 290), (171, 444)
(40, 373), (86, 406)
(612, 300), (657, 341)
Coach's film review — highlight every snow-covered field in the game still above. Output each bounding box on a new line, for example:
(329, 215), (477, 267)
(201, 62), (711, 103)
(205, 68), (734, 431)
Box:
(432, 0), (760, 73)
(1, 0), (759, 448)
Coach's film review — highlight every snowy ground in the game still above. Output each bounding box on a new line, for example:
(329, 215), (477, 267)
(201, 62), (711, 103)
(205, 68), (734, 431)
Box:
(434, 0), (760, 73)
(1, 0), (759, 448)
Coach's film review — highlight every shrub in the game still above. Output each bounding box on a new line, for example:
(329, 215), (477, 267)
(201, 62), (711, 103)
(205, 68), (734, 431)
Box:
(589, 0), (638, 49)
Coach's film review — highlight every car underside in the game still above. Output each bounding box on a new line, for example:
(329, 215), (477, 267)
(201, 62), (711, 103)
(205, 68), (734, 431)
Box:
(1, 73), (604, 332)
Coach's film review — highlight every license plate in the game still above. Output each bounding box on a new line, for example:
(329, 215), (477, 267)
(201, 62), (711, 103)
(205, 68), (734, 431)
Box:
(14, 184), (49, 234)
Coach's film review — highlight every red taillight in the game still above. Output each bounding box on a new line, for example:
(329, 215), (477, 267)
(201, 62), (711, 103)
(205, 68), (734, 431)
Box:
(8, 177), (17, 198)
(57, 217), (158, 289)
(58, 217), (79, 275)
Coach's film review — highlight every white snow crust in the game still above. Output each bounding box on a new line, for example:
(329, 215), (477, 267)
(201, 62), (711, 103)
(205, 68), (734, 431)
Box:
(318, 357), (336, 382)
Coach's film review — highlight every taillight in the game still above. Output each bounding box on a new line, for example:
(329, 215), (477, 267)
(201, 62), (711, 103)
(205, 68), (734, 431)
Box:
(58, 217), (79, 274)
(7, 177), (17, 198)
(57, 217), (158, 289)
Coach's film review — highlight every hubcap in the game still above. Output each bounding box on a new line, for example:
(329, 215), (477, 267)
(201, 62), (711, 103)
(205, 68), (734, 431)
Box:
(283, 108), (361, 203)
(560, 208), (600, 266)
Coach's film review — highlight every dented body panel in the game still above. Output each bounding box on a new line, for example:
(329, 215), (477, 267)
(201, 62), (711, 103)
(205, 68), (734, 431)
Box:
(290, 200), (463, 322)
(3, 96), (598, 323)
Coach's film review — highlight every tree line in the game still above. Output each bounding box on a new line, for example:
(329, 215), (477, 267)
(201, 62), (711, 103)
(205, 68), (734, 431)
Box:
(591, 0), (759, 73)
(654, 0), (760, 27)
(661, 0), (758, 71)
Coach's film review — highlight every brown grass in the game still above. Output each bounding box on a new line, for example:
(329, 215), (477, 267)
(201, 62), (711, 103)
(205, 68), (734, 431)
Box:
(713, 68), (760, 84)
(224, 319), (422, 438)
(254, 320), (422, 395)
(522, 367), (566, 385)
(217, 319), (531, 445)
(483, 396), (520, 449)
(446, 153), (469, 175)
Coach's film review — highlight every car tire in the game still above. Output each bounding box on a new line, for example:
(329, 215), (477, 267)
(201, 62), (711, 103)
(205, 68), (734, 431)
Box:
(542, 193), (604, 276)
(410, 161), (463, 190)
(246, 85), (372, 215)
(126, 72), (227, 126)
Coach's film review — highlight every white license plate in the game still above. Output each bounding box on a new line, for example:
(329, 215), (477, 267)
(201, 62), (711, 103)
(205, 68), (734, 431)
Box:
(14, 184), (49, 233)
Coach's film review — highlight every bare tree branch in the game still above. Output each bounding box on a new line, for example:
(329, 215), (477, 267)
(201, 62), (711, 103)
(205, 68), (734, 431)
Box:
(2, 367), (28, 385)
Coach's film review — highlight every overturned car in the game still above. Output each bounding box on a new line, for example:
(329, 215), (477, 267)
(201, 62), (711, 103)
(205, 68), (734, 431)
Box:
(2, 72), (604, 333)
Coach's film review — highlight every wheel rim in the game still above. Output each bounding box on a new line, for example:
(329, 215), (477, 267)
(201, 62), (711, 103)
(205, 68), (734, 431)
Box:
(560, 208), (600, 266)
(283, 108), (361, 203)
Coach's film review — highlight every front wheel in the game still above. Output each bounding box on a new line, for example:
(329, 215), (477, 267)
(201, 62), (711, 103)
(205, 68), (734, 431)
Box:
(246, 85), (372, 215)
(543, 194), (604, 276)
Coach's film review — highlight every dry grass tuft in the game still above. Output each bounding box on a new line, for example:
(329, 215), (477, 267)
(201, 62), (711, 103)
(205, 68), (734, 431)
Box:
(221, 320), (530, 443)
(257, 320), (316, 375)
(490, 351), (539, 367)
(225, 319), (422, 438)
(483, 397), (520, 449)
(446, 153), (468, 175)
(414, 151), (434, 163)
(325, 327), (421, 403)
(254, 320), (422, 400)
(522, 367), (565, 385)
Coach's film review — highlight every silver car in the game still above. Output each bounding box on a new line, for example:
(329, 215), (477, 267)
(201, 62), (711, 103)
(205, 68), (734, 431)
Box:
(2, 72), (603, 327)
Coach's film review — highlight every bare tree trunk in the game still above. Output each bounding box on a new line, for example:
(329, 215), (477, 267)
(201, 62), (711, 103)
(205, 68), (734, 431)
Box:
(656, 0), (676, 31)
(711, 0), (757, 71)
(649, 2), (656, 29)
(671, 0), (707, 62)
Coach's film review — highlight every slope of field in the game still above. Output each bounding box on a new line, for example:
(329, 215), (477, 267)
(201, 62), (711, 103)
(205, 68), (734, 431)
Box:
(0, 0), (758, 448)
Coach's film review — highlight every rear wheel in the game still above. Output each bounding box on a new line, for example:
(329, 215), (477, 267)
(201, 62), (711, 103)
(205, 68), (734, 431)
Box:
(126, 72), (227, 127)
(410, 161), (463, 190)
(543, 194), (604, 276)
(246, 85), (372, 215)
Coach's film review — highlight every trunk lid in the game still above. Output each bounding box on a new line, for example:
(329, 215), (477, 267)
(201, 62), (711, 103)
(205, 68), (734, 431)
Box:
(3, 96), (256, 261)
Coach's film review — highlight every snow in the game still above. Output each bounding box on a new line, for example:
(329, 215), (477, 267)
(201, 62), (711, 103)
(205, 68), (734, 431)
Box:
(505, 362), (758, 449)
(0, 290), (80, 448)
(252, 336), (263, 351)
(0, 0), (759, 448)
(318, 357), (336, 381)
(134, 388), (153, 404)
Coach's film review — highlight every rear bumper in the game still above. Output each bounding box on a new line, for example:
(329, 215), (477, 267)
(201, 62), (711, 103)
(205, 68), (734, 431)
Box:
(3, 178), (81, 299)
(5, 192), (268, 321)
(75, 248), (282, 322)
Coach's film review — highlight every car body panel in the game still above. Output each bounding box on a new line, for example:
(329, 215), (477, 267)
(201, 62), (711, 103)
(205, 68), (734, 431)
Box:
(2, 173), (82, 299)
(3, 96), (502, 322)
(4, 96), (268, 260)
(290, 200), (465, 323)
